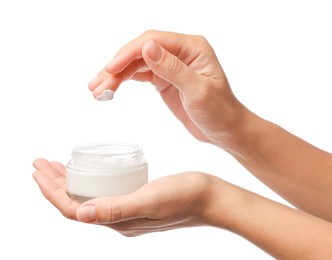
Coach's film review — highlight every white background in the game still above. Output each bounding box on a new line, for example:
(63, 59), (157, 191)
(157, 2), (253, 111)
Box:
(1, 0), (332, 259)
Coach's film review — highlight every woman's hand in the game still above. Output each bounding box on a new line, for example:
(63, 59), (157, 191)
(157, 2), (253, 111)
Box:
(32, 157), (332, 258)
(77, 172), (222, 236)
(32, 158), (81, 219)
(89, 30), (332, 222)
(32, 158), (229, 236)
(88, 30), (248, 151)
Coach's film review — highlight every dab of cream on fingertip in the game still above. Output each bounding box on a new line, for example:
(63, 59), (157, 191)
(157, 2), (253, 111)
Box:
(96, 89), (114, 101)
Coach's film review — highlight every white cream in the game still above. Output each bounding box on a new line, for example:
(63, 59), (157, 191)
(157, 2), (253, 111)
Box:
(96, 89), (114, 101)
(66, 142), (148, 202)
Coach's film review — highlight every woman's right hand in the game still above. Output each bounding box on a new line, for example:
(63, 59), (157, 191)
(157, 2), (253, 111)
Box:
(88, 30), (249, 152)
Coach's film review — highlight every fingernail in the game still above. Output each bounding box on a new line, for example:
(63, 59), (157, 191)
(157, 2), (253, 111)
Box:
(147, 42), (163, 62)
(76, 205), (96, 223)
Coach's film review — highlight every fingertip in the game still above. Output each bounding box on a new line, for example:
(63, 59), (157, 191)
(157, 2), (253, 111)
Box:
(33, 158), (47, 169)
(92, 82), (109, 99)
(92, 75), (122, 99)
(32, 169), (44, 186)
(76, 205), (96, 223)
(32, 170), (37, 180)
(32, 170), (43, 184)
(88, 76), (102, 91)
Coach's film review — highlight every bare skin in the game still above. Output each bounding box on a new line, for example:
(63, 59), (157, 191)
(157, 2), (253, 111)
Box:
(33, 30), (332, 258)
(88, 30), (332, 221)
(33, 158), (332, 259)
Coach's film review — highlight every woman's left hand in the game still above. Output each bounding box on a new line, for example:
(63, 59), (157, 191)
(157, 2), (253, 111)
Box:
(32, 158), (230, 236)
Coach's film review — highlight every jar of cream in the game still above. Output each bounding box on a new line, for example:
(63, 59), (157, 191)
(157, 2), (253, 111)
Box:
(66, 142), (148, 202)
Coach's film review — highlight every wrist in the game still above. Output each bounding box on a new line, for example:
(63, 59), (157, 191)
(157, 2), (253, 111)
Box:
(214, 105), (269, 159)
(202, 176), (243, 230)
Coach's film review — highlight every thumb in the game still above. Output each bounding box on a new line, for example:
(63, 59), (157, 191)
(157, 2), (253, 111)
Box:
(76, 194), (145, 224)
(142, 40), (201, 95)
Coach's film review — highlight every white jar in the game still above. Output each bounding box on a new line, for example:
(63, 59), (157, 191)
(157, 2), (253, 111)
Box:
(66, 142), (148, 202)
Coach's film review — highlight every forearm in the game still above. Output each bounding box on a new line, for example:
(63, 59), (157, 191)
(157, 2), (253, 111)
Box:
(226, 108), (332, 221)
(208, 179), (332, 259)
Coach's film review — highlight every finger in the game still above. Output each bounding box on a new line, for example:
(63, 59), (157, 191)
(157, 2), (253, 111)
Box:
(91, 59), (149, 95)
(92, 74), (122, 98)
(117, 58), (149, 81)
(91, 30), (190, 96)
(142, 40), (203, 96)
(88, 75), (103, 91)
(105, 30), (192, 74)
(130, 71), (153, 83)
(32, 170), (63, 201)
(76, 196), (141, 224)
(33, 158), (64, 181)
(131, 70), (173, 93)
(76, 189), (153, 224)
(32, 170), (80, 220)
(50, 161), (66, 177)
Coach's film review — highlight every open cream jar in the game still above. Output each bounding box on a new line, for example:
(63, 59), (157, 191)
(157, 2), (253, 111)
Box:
(66, 142), (148, 202)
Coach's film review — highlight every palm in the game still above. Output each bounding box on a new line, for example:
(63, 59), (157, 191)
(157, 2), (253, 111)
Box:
(33, 159), (81, 220)
(33, 158), (215, 237)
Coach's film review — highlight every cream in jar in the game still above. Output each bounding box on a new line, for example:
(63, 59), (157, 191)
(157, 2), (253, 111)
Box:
(66, 142), (148, 202)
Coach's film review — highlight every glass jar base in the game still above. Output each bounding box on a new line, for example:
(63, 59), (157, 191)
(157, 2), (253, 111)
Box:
(67, 191), (95, 203)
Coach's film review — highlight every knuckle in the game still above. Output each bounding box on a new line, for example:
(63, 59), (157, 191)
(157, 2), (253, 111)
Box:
(167, 56), (183, 75)
(193, 34), (206, 41)
(192, 35), (209, 45)
(106, 202), (122, 223)
(96, 200), (122, 223)
(141, 29), (158, 39)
